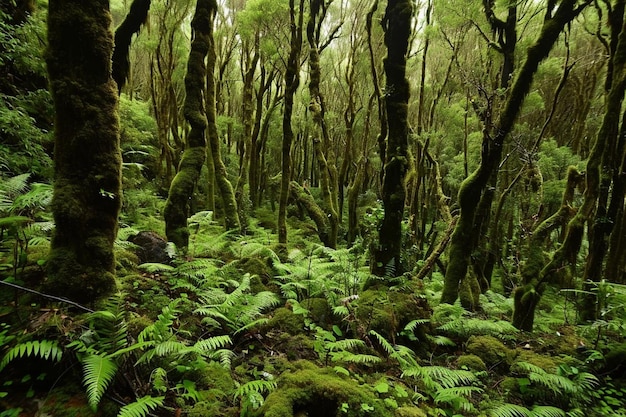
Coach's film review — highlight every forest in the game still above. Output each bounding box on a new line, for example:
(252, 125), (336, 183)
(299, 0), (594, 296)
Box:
(0, 0), (625, 415)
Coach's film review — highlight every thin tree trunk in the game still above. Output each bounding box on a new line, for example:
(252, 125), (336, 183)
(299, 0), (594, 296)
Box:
(278, 0), (304, 244)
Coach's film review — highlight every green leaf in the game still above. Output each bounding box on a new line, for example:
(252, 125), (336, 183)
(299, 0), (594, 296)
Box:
(82, 353), (118, 410)
(117, 396), (164, 417)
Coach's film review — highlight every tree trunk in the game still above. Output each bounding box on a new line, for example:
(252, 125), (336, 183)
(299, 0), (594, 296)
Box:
(163, 0), (214, 249)
(45, 0), (121, 303)
(441, 0), (590, 305)
(371, 0), (412, 277)
(112, 0), (151, 93)
(278, 0), (304, 244)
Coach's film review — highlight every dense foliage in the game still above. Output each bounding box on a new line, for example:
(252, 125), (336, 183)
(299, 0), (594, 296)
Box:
(1, 0), (625, 416)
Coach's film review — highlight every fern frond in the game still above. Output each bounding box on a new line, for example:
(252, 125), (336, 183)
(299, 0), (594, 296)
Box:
(427, 335), (456, 347)
(403, 319), (430, 332)
(530, 406), (566, 417)
(234, 379), (277, 400)
(368, 330), (395, 356)
(210, 348), (236, 369)
(194, 335), (232, 352)
(0, 173), (30, 197)
(82, 353), (118, 410)
(117, 395), (164, 417)
(328, 338), (366, 352)
(0, 340), (62, 372)
(333, 352), (381, 365)
(489, 403), (532, 417)
(233, 318), (270, 335)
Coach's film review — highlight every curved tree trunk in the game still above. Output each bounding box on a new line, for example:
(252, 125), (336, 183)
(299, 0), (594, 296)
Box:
(111, 0), (151, 93)
(164, 0), (213, 249)
(371, 0), (412, 278)
(440, 0), (590, 305)
(45, 0), (121, 303)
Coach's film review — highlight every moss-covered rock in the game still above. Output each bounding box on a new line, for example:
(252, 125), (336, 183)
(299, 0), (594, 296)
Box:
(353, 286), (431, 343)
(514, 350), (558, 372)
(456, 354), (487, 372)
(255, 361), (390, 417)
(303, 298), (333, 329)
(466, 335), (512, 368)
(267, 307), (306, 335)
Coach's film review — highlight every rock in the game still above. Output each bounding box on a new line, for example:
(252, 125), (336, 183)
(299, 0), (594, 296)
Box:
(128, 231), (173, 264)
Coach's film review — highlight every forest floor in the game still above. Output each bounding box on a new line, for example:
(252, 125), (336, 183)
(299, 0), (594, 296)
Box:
(1, 209), (625, 417)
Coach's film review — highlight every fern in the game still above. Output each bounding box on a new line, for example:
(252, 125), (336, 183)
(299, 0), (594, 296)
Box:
(117, 395), (164, 417)
(489, 404), (568, 417)
(234, 379), (277, 401)
(194, 335), (232, 352)
(0, 339), (62, 372)
(82, 353), (118, 410)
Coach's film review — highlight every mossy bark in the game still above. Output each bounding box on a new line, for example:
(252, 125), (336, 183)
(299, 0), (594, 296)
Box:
(205, 2), (240, 232)
(307, 0), (339, 249)
(278, 0), (304, 244)
(441, 0), (588, 305)
(371, 0), (412, 278)
(111, 0), (151, 93)
(289, 181), (330, 246)
(512, 167), (583, 331)
(45, 0), (121, 303)
(164, 0), (213, 249)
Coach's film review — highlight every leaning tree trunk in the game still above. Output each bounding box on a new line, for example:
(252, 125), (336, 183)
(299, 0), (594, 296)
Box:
(45, 0), (121, 303)
(371, 0), (412, 278)
(440, 0), (590, 305)
(163, 0), (213, 249)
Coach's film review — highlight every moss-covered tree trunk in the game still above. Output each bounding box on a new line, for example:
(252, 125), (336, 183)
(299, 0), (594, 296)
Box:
(278, 0), (304, 244)
(371, 0), (412, 277)
(206, 2), (240, 232)
(45, 0), (121, 303)
(512, 167), (583, 330)
(306, 0), (339, 249)
(440, 0), (589, 305)
(163, 0), (213, 249)
(111, 0), (151, 93)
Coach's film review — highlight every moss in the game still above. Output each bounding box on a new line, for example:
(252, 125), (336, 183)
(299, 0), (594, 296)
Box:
(267, 307), (306, 335)
(500, 376), (519, 393)
(394, 407), (428, 417)
(466, 335), (512, 368)
(256, 361), (389, 417)
(303, 298), (333, 329)
(354, 287), (431, 342)
(456, 354), (487, 372)
(514, 350), (558, 372)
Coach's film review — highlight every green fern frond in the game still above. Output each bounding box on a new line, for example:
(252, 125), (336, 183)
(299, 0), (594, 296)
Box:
(328, 338), (366, 352)
(333, 305), (350, 318)
(0, 173), (30, 197)
(117, 395), (164, 417)
(0, 340), (62, 372)
(194, 335), (232, 352)
(530, 405), (566, 417)
(233, 318), (270, 335)
(210, 348), (236, 368)
(333, 352), (381, 365)
(403, 319), (430, 332)
(82, 353), (118, 410)
(150, 367), (168, 393)
(489, 403), (532, 417)
(513, 362), (577, 395)
(422, 366), (478, 388)
(437, 317), (518, 338)
(368, 330), (395, 356)
(234, 379), (277, 400)
(427, 335), (456, 347)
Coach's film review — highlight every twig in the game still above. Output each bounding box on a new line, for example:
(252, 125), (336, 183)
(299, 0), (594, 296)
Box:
(0, 280), (94, 313)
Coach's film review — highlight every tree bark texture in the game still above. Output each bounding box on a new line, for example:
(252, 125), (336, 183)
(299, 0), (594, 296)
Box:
(45, 0), (121, 303)
(371, 0), (412, 277)
(164, 0), (213, 249)
(440, 0), (590, 305)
